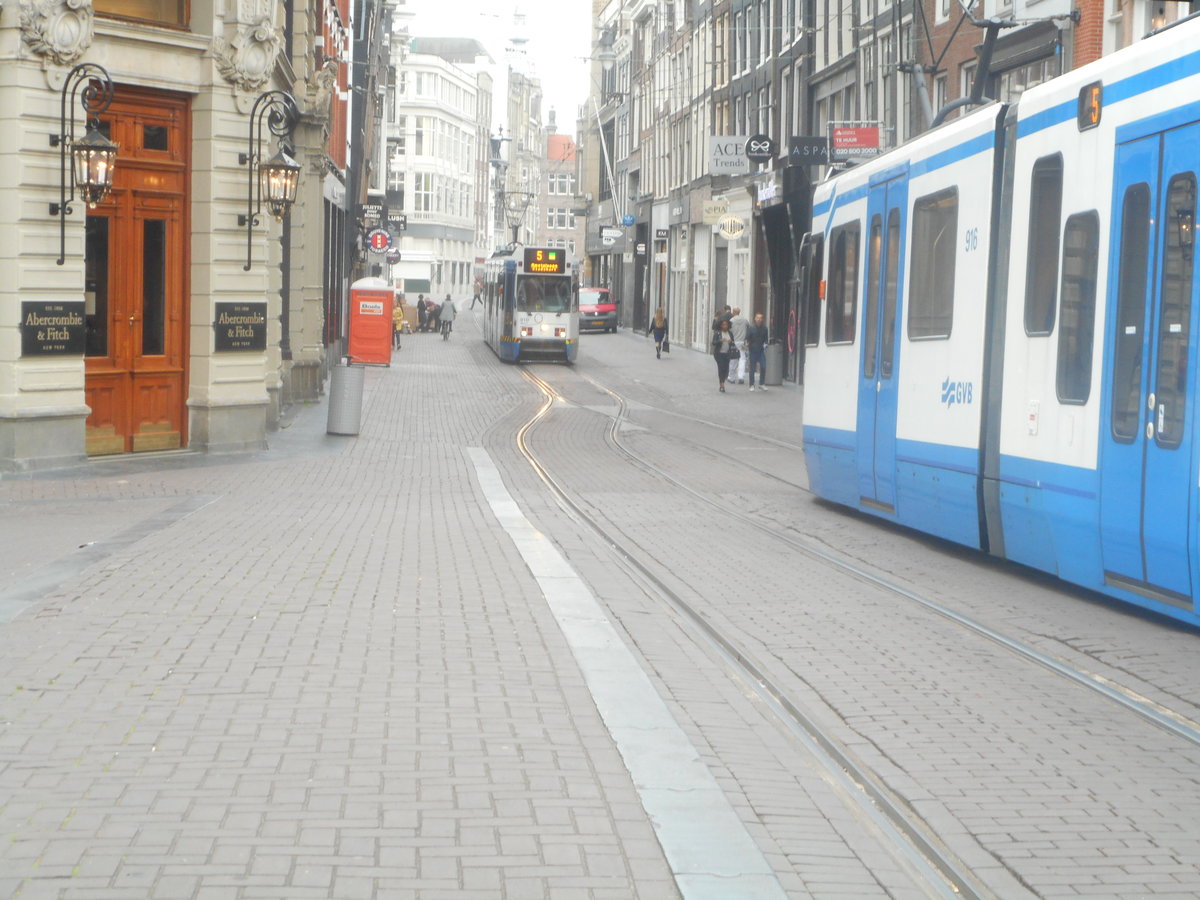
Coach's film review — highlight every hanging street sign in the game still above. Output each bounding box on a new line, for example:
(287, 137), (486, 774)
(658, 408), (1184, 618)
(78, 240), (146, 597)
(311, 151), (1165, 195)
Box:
(600, 226), (623, 240)
(744, 134), (776, 163)
(367, 228), (391, 253)
(385, 247), (401, 264)
(717, 214), (746, 240)
(789, 136), (830, 166)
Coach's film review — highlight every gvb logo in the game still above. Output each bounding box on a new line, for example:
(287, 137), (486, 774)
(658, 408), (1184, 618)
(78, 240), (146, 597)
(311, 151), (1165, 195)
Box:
(941, 377), (974, 407)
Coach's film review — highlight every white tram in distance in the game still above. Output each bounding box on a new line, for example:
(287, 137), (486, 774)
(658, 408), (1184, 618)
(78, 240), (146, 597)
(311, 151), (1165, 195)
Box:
(800, 14), (1200, 627)
(482, 247), (579, 364)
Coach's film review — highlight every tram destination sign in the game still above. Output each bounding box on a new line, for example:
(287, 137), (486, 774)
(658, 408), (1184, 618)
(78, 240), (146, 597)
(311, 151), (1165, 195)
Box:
(21, 301), (84, 356)
(214, 302), (267, 352)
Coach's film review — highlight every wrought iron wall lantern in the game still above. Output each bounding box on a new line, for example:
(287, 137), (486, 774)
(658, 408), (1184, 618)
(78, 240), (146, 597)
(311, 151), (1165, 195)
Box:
(50, 63), (119, 266)
(238, 90), (300, 270)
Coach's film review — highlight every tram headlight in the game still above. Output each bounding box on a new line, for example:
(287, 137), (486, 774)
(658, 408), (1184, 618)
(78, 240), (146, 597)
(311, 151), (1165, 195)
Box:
(540, 322), (550, 334)
(554, 328), (566, 337)
(520, 326), (533, 337)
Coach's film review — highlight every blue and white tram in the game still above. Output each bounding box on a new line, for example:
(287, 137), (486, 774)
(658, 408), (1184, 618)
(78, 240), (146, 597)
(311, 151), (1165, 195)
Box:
(801, 15), (1200, 626)
(482, 247), (579, 363)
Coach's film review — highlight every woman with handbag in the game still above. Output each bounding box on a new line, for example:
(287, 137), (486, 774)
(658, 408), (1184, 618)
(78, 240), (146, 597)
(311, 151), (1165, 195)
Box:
(650, 307), (667, 358)
(712, 318), (739, 392)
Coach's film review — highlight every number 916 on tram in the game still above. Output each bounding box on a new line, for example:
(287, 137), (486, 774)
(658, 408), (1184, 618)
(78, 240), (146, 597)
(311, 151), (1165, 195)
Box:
(482, 247), (579, 363)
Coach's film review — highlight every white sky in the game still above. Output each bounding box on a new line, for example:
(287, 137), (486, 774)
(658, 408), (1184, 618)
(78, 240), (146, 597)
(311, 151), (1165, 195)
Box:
(406, 0), (593, 134)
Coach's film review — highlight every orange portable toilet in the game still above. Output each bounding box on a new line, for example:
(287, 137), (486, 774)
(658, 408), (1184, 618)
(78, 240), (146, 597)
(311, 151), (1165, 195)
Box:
(348, 276), (394, 365)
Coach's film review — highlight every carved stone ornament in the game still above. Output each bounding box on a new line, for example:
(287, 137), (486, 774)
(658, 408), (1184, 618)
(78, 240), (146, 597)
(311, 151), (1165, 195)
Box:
(19, 0), (95, 66)
(295, 60), (337, 119)
(214, 3), (282, 93)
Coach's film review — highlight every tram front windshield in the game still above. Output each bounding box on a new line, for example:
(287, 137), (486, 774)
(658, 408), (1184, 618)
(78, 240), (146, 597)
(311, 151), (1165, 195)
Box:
(515, 275), (573, 313)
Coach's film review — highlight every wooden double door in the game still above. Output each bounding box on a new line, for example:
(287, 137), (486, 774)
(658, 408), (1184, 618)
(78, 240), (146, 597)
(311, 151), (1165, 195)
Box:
(85, 87), (189, 455)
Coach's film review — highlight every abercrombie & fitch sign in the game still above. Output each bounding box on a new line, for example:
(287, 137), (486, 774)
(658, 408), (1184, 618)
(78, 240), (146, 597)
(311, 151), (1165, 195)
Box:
(21, 301), (85, 356)
(214, 302), (267, 351)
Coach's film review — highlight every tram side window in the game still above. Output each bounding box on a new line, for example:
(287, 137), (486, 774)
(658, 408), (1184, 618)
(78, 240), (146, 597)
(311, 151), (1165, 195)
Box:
(1024, 154), (1064, 336)
(1154, 172), (1196, 449)
(908, 188), (958, 339)
(802, 234), (824, 347)
(1111, 184), (1151, 442)
(825, 222), (860, 345)
(1055, 211), (1100, 404)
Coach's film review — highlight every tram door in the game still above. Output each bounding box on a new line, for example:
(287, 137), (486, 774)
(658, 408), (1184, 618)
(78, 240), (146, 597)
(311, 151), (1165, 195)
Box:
(856, 170), (909, 511)
(1100, 120), (1200, 606)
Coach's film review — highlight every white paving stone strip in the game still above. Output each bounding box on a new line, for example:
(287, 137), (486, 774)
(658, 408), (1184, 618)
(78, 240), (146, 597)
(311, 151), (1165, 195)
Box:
(467, 446), (789, 900)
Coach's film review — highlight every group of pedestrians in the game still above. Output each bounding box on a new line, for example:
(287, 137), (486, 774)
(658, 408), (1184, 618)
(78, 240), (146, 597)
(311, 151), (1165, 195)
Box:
(393, 292), (459, 349)
(711, 305), (769, 393)
(416, 294), (457, 339)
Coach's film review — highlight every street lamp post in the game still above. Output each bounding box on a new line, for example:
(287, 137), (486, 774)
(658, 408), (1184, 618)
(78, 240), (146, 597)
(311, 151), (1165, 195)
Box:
(50, 63), (120, 266)
(504, 190), (533, 247)
(238, 90), (301, 270)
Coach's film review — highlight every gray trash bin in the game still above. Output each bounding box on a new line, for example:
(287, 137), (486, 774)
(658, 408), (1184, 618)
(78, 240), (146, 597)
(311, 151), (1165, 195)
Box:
(326, 359), (364, 435)
(764, 342), (784, 385)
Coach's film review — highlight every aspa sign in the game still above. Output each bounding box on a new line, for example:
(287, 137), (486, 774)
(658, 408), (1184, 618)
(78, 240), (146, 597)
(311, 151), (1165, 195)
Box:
(709, 136), (750, 175)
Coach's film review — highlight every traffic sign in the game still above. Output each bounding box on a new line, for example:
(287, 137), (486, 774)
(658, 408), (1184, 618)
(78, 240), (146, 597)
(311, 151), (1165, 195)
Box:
(621, 213), (635, 227)
(367, 228), (391, 253)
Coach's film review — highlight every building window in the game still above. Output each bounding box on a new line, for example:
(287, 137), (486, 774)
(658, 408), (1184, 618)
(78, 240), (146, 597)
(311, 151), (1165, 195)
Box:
(95, 0), (185, 26)
(546, 208), (576, 229)
(908, 188), (958, 339)
(414, 173), (433, 212)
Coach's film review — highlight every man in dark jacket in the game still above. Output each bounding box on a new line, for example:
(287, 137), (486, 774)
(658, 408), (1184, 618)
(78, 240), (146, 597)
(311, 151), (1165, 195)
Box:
(746, 312), (769, 391)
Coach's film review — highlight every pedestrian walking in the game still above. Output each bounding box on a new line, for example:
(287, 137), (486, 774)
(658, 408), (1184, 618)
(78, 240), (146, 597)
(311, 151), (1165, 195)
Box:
(392, 292), (405, 349)
(649, 307), (667, 358)
(438, 293), (457, 340)
(416, 294), (428, 333)
(712, 319), (738, 392)
(746, 312), (769, 391)
(729, 306), (749, 384)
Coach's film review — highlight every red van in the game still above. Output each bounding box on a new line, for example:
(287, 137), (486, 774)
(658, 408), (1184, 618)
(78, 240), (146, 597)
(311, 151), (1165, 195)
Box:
(578, 288), (618, 333)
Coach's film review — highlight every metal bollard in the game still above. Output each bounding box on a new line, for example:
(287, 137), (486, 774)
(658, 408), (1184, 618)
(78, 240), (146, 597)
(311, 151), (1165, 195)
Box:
(764, 342), (784, 386)
(326, 358), (365, 435)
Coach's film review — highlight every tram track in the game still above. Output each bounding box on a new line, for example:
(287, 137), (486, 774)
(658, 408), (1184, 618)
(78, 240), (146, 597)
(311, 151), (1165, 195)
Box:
(571, 370), (1200, 750)
(514, 368), (989, 900)
(511, 360), (1200, 898)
